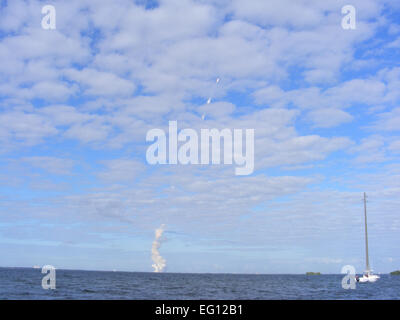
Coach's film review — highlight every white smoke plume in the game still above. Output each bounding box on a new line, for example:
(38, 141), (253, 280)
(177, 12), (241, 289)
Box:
(151, 224), (166, 272)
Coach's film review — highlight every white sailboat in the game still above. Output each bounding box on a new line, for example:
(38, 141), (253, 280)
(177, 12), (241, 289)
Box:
(356, 192), (380, 283)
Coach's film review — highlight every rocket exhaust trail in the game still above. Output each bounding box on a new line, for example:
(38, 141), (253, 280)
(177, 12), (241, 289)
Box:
(202, 77), (220, 120)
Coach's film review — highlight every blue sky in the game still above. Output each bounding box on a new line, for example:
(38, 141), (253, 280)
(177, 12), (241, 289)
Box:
(0, 0), (399, 274)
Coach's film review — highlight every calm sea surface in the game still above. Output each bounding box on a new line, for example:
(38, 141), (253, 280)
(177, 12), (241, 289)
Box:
(0, 267), (399, 300)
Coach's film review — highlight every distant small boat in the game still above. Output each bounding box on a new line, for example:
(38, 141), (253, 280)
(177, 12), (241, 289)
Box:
(356, 193), (380, 283)
(33, 265), (41, 269)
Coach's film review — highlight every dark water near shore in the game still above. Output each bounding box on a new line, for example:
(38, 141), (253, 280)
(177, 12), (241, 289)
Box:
(1, 267), (399, 300)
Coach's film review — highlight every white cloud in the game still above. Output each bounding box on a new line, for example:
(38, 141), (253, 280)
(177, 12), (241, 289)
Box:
(373, 107), (400, 131)
(97, 159), (144, 183)
(0, 111), (57, 149)
(20, 157), (75, 175)
(307, 108), (353, 128)
(197, 101), (235, 118)
(64, 121), (111, 143)
(63, 68), (136, 97)
(350, 135), (387, 164)
(388, 139), (400, 153)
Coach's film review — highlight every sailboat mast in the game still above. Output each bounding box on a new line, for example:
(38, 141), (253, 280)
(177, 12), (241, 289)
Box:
(364, 192), (370, 272)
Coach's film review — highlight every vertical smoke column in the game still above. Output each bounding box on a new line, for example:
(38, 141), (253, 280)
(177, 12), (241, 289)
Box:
(151, 224), (166, 272)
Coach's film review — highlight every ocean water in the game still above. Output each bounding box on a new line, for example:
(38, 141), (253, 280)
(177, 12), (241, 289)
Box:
(0, 267), (399, 300)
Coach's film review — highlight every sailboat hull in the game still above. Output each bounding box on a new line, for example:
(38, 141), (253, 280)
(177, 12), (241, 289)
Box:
(357, 274), (380, 283)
